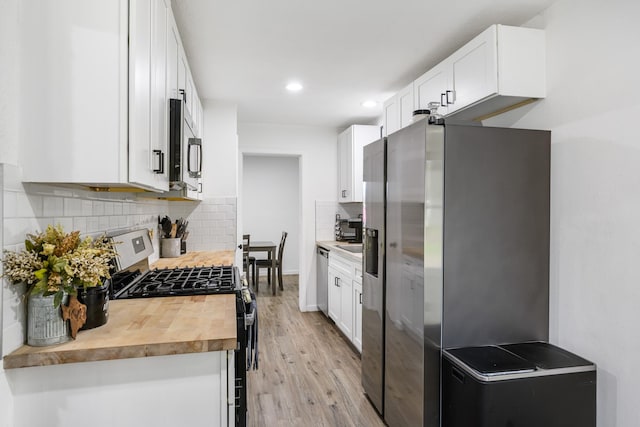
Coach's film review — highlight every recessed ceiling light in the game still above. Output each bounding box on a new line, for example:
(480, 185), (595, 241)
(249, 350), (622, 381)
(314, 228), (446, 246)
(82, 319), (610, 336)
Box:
(362, 100), (377, 108)
(286, 82), (303, 92)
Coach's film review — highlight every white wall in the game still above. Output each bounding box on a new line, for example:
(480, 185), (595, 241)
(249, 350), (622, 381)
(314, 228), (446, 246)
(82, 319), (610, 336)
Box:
(1, 1), (20, 423)
(239, 123), (338, 311)
(202, 100), (238, 199)
(0, 0), (20, 167)
(242, 155), (300, 274)
(485, 1), (640, 425)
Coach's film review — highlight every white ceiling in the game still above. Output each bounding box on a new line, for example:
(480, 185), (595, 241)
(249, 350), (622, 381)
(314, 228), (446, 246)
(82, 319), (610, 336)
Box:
(171, 0), (555, 129)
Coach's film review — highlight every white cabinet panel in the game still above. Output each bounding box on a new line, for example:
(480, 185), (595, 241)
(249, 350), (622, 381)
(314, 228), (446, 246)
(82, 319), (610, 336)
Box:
(338, 271), (353, 339)
(328, 251), (362, 349)
(337, 125), (379, 203)
(328, 267), (341, 323)
(20, 0), (205, 194)
(353, 281), (362, 353)
(382, 95), (399, 137)
(398, 82), (415, 129)
(448, 25), (498, 114)
(129, 0), (170, 191)
(414, 60), (451, 116)
(389, 24), (545, 130)
(19, 0), (129, 186)
(167, 17), (180, 101)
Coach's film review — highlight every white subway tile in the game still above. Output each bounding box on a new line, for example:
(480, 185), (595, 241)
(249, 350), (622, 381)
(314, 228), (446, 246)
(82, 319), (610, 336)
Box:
(43, 196), (64, 217)
(109, 216), (120, 228)
(104, 202), (114, 216)
(3, 191), (17, 218)
(112, 202), (123, 215)
(53, 217), (74, 231)
(73, 217), (88, 233)
(3, 218), (41, 246)
(82, 200), (93, 216)
(87, 217), (100, 232)
(98, 216), (110, 230)
(64, 198), (83, 217)
(93, 201), (105, 216)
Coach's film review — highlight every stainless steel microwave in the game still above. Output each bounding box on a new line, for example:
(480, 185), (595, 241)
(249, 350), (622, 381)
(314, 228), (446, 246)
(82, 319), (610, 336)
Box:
(169, 98), (202, 191)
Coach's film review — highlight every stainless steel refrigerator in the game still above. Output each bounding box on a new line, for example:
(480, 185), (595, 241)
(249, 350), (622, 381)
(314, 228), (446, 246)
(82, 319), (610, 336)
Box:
(361, 119), (551, 427)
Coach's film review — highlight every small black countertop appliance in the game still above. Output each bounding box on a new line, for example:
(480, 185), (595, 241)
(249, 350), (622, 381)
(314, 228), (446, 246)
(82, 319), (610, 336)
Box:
(442, 342), (596, 427)
(334, 214), (363, 243)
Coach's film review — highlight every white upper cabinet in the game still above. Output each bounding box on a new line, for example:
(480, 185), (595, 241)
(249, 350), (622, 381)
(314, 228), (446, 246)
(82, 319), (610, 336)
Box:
(19, 0), (202, 194)
(392, 24), (545, 132)
(383, 82), (413, 137)
(129, 0), (170, 191)
(447, 25), (498, 114)
(382, 95), (399, 137)
(398, 82), (415, 129)
(338, 125), (380, 203)
(414, 59), (451, 115)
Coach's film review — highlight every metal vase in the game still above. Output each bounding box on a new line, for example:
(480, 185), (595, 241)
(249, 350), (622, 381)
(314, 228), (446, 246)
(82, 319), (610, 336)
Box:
(27, 292), (71, 346)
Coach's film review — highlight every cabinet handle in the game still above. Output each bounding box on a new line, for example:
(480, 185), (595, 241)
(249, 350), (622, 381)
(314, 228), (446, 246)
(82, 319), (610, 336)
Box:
(198, 182), (203, 193)
(152, 150), (164, 174)
(335, 277), (341, 288)
(446, 90), (455, 105)
(179, 89), (186, 103)
(440, 93), (446, 107)
(359, 293), (362, 304)
(341, 190), (346, 198)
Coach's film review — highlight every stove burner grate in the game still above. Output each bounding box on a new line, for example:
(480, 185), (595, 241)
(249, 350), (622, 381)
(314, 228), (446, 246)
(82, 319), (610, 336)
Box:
(113, 265), (238, 299)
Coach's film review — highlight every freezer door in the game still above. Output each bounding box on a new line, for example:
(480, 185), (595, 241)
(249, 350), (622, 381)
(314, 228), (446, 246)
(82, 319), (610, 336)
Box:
(361, 138), (386, 414)
(384, 120), (443, 427)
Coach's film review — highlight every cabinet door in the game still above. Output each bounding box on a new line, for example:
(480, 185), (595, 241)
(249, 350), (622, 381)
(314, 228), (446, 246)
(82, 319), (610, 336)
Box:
(149, 0), (169, 191)
(353, 281), (362, 353)
(328, 268), (341, 322)
(185, 71), (195, 128)
(129, 0), (169, 191)
(337, 128), (352, 202)
(414, 60), (451, 115)
(398, 82), (415, 129)
(178, 46), (188, 110)
(448, 25), (498, 113)
(167, 15), (180, 101)
(338, 270), (353, 340)
(382, 95), (399, 137)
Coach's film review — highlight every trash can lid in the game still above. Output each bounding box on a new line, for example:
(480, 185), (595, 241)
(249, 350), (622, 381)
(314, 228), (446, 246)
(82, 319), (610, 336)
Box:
(446, 345), (535, 376)
(500, 342), (594, 370)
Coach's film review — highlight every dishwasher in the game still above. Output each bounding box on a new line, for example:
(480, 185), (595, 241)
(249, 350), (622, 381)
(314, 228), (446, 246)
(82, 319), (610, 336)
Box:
(316, 246), (329, 316)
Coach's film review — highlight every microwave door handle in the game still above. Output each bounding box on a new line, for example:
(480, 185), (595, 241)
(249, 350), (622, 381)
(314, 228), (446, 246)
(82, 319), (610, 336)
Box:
(187, 139), (202, 178)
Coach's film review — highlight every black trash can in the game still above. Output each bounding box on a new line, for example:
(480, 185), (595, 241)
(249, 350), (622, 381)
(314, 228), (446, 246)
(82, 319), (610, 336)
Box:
(442, 342), (596, 427)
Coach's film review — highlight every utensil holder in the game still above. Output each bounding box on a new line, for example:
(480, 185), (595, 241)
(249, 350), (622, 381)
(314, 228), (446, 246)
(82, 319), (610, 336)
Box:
(160, 238), (181, 258)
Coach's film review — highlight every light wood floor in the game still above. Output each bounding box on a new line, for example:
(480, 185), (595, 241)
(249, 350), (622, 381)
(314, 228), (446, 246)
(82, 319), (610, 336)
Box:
(247, 274), (386, 427)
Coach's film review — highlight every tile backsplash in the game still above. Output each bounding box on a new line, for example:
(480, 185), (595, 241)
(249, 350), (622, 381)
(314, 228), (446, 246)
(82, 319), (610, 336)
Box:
(1, 164), (237, 356)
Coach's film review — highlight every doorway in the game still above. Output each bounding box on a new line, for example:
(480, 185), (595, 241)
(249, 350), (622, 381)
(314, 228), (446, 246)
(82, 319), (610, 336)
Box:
(241, 155), (300, 276)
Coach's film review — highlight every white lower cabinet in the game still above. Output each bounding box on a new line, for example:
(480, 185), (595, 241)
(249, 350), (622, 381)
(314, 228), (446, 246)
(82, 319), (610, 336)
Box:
(327, 250), (362, 352)
(6, 351), (234, 427)
(353, 278), (363, 353)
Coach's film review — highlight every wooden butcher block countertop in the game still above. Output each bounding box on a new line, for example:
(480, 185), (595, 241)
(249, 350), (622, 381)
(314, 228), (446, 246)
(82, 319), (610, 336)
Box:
(4, 251), (238, 370)
(151, 250), (235, 269)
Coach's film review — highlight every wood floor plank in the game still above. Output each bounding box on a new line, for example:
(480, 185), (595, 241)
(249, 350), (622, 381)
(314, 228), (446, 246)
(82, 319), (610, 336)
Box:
(247, 275), (385, 427)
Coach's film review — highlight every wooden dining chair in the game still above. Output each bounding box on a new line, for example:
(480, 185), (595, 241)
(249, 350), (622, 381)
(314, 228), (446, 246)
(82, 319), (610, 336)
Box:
(254, 231), (288, 292)
(242, 234), (256, 288)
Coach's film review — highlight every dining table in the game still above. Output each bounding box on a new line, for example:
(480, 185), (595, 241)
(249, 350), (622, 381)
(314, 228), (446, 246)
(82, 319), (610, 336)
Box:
(248, 240), (277, 295)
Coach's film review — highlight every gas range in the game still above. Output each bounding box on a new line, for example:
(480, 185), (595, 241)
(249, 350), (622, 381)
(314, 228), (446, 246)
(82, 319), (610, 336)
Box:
(111, 265), (239, 300)
(107, 229), (239, 300)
